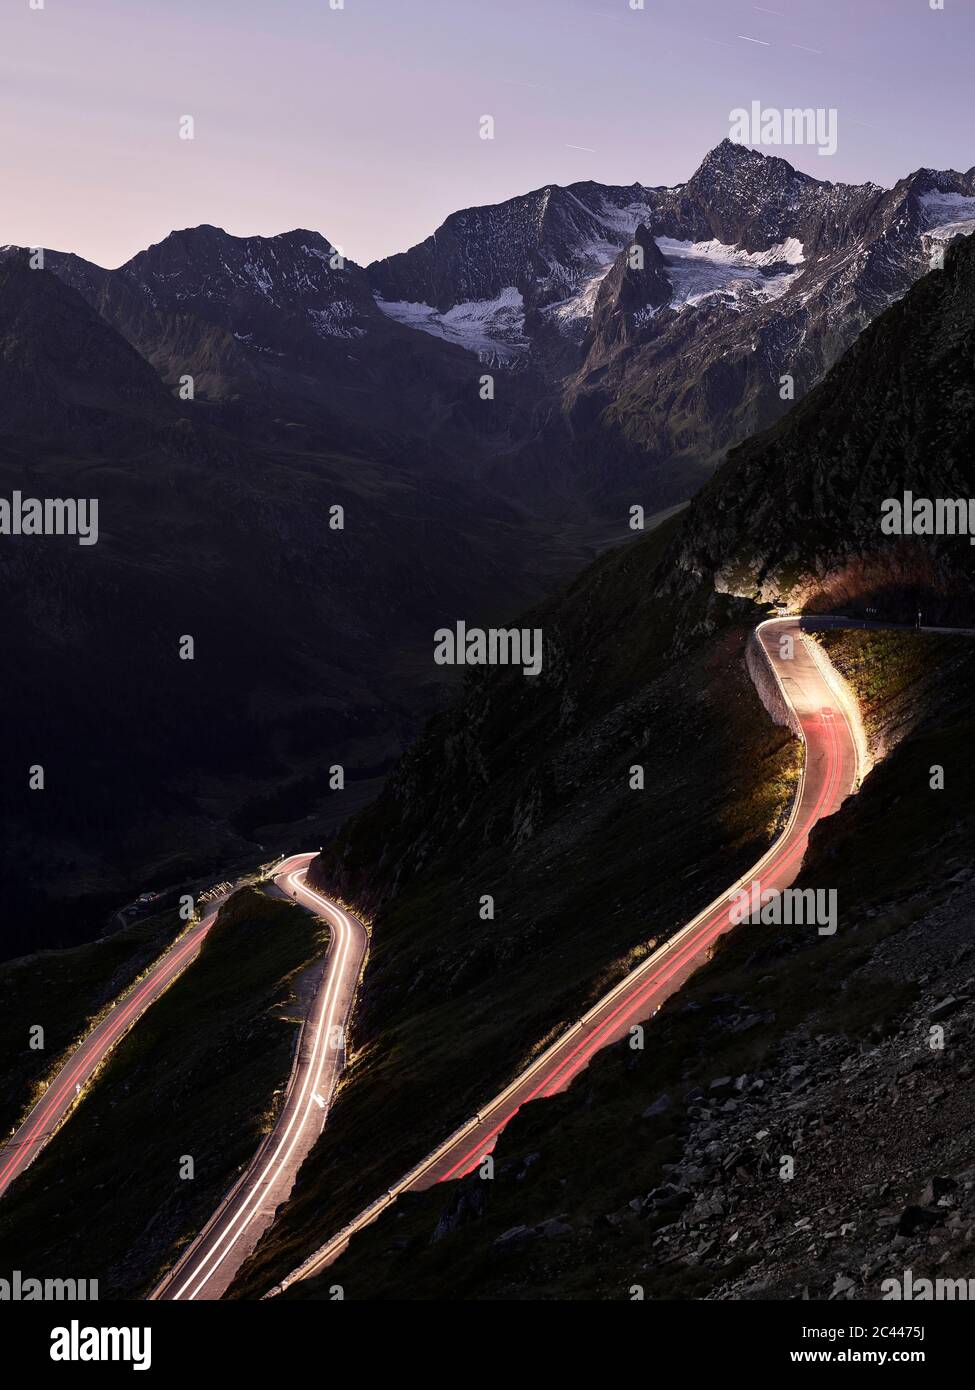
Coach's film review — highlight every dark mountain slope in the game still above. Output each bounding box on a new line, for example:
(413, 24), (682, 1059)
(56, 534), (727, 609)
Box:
(367, 140), (974, 513)
(46, 227), (544, 472)
(560, 146), (975, 513)
(309, 630), (975, 1302)
(0, 262), (589, 958)
(28, 143), (974, 526)
(668, 231), (975, 623)
(231, 517), (801, 1296)
(236, 213), (975, 1298)
(0, 251), (176, 446)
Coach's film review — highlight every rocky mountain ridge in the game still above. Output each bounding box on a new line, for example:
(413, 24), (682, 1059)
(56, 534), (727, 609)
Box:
(666, 230), (975, 625)
(15, 139), (972, 514)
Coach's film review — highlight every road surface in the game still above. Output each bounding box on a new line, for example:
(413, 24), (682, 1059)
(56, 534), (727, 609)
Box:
(151, 854), (368, 1301)
(0, 898), (227, 1203)
(268, 616), (864, 1292)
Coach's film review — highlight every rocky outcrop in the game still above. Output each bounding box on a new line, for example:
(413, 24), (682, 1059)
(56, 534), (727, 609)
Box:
(587, 225), (671, 350)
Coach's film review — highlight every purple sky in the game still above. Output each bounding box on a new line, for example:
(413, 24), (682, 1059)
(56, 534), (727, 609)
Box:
(2, 0), (972, 270)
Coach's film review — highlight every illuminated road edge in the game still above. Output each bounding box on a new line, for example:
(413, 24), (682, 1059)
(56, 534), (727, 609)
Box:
(0, 896), (231, 1203)
(265, 616), (867, 1296)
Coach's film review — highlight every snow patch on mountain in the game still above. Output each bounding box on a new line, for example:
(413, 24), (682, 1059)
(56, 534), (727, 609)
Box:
(307, 304), (367, 339)
(595, 197), (658, 239)
(632, 305), (662, 329)
(657, 236), (804, 309)
(374, 287), (528, 361)
(919, 192), (975, 268)
(542, 238), (622, 332)
(301, 242), (339, 263)
(658, 236), (805, 269)
(241, 257), (274, 298)
(919, 191), (975, 231)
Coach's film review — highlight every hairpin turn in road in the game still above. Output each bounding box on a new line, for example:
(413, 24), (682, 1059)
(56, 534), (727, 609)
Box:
(266, 616), (865, 1294)
(152, 855), (368, 1300)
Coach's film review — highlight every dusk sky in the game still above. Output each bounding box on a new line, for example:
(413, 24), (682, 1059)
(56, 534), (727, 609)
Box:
(2, 0), (973, 270)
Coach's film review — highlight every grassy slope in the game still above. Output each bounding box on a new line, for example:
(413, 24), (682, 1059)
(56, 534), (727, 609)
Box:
(0, 910), (183, 1137)
(816, 629), (975, 758)
(233, 521), (800, 1295)
(300, 633), (975, 1299)
(0, 887), (325, 1298)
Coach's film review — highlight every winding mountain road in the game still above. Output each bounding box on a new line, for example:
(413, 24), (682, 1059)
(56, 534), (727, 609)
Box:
(0, 615), (877, 1298)
(267, 616), (865, 1293)
(0, 852), (367, 1308)
(152, 854), (367, 1301)
(0, 898), (227, 1203)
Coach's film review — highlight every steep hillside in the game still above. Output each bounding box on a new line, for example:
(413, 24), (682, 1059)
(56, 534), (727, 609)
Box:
(237, 197), (975, 1299)
(0, 251), (176, 446)
(0, 259), (590, 957)
(561, 147), (975, 510)
(0, 907), (183, 1137)
(306, 633), (975, 1301)
(231, 520), (801, 1296)
(668, 231), (975, 623)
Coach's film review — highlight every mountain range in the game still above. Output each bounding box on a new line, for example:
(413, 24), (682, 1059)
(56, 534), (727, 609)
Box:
(20, 138), (975, 512)
(3, 138), (973, 956)
(370, 139), (975, 507)
(232, 228), (975, 1301)
(0, 251), (570, 956)
(4, 132), (975, 1302)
